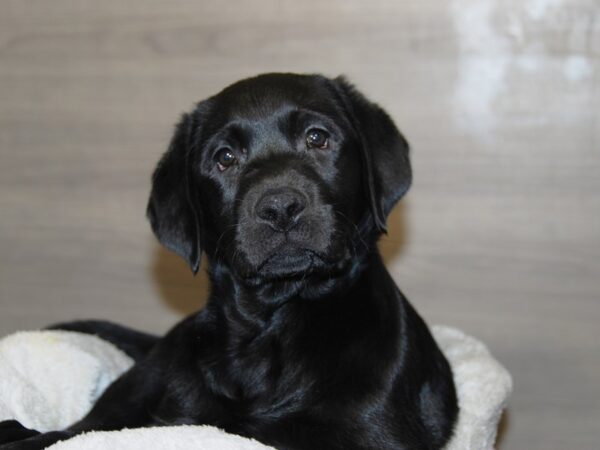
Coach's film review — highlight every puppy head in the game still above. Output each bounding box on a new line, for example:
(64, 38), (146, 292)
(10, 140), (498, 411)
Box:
(147, 74), (411, 285)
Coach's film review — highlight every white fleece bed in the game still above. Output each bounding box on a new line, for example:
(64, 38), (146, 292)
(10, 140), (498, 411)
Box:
(0, 326), (512, 450)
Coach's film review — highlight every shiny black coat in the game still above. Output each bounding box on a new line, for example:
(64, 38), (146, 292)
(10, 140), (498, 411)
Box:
(0, 73), (457, 450)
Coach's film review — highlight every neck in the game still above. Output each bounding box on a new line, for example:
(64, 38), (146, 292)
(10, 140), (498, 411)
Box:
(199, 251), (403, 407)
(205, 251), (387, 327)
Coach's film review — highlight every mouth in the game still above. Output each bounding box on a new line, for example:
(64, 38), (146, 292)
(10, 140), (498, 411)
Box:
(255, 244), (325, 280)
(235, 240), (353, 289)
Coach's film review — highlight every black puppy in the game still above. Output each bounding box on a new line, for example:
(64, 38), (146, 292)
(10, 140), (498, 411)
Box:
(0, 73), (457, 450)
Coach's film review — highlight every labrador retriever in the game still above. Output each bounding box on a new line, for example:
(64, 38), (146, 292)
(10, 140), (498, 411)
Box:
(0, 73), (457, 450)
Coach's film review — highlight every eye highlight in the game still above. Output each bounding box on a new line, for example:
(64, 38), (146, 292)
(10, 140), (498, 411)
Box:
(305, 128), (330, 149)
(215, 148), (237, 171)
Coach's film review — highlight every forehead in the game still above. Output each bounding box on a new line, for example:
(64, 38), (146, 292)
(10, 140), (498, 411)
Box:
(211, 74), (341, 121)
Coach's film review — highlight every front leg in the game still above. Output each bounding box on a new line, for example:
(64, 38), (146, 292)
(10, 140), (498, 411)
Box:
(0, 360), (164, 449)
(0, 421), (41, 446)
(0, 429), (73, 450)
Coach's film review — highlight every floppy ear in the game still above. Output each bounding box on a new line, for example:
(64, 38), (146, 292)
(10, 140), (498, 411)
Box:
(331, 77), (412, 233)
(146, 112), (202, 274)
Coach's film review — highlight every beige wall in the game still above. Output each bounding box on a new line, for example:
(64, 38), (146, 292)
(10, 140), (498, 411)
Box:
(0, 1), (598, 448)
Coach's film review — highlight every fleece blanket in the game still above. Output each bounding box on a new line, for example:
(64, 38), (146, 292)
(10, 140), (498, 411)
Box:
(0, 326), (512, 450)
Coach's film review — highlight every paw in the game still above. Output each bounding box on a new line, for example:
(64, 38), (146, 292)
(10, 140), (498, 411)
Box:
(0, 421), (40, 445)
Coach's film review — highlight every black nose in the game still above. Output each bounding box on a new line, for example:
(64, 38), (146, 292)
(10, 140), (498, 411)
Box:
(256, 188), (306, 232)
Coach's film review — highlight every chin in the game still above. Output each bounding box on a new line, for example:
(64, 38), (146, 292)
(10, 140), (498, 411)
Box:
(236, 248), (353, 292)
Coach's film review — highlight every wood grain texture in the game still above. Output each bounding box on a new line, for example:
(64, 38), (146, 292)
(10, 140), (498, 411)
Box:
(1, 0), (598, 448)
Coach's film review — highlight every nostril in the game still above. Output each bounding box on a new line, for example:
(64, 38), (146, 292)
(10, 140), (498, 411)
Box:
(285, 201), (304, 220)
(260, 206), (278, 223)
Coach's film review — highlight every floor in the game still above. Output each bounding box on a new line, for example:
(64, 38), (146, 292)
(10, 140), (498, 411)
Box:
(0, 1), (598, 448)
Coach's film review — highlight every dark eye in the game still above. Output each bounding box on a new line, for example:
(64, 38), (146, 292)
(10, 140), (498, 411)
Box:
(305, 128), (330, 149)
(215, 148), (237, 171)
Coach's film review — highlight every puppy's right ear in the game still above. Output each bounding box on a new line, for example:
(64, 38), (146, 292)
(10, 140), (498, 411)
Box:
(147, 112), (202, 274)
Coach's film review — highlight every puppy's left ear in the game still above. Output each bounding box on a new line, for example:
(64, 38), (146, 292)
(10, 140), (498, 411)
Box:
(147, 112), (203, 274)
(331, 77), (412, 232)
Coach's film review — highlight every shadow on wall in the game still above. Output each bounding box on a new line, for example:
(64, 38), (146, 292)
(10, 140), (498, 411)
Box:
(151, 245), (211, 317)
(495, 410), (510, 449)
(379, 201), (410, 266)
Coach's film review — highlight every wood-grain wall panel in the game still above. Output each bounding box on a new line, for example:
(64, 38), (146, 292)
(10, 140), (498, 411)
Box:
(1, 1), (598, 448)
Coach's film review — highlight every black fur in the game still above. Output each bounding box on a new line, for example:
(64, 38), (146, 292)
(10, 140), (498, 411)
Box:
(46, 320), (159, 361)
(0, 73), (457, 450)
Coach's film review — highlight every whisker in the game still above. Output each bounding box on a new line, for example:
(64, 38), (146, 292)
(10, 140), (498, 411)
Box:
(334, 210), (369, 252)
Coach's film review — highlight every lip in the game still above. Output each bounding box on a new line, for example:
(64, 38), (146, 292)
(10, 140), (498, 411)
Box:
(236, 240), (352, 285)
(256, 246), (323, 279)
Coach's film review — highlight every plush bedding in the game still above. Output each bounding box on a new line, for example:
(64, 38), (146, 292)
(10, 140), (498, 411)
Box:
(0, 326), (511, 450)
